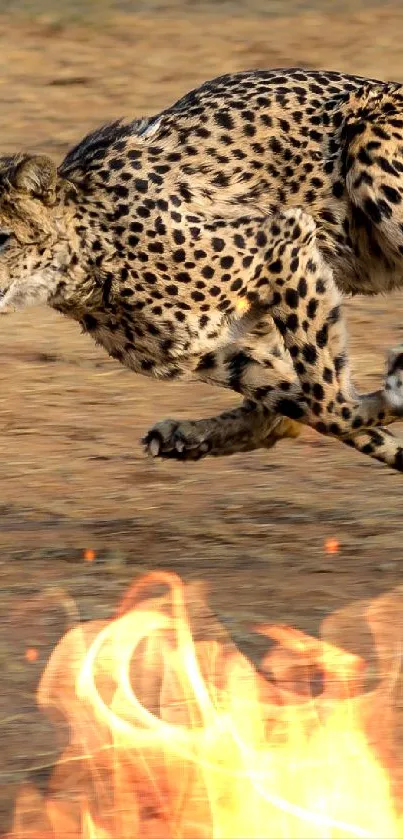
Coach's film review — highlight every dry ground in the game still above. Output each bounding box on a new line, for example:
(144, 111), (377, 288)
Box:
(2, 2), (403, 833)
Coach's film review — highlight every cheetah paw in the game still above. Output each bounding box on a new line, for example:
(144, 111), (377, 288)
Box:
(142, 419), (212, 461)
(385, 345), (403, 413)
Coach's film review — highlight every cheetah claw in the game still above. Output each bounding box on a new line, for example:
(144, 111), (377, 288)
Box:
(142, 419), (212, 461)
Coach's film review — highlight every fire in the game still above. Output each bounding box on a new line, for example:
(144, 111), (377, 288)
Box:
(8, 571), (403, 838)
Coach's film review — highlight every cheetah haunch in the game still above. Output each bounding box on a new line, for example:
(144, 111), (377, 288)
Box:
(0, 67), (403, 472)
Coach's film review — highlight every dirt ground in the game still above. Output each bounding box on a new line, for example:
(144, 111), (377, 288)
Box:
(2, 1), (403, 833)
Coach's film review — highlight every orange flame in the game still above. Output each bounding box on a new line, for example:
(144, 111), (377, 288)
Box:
(8, 572), (403, 838)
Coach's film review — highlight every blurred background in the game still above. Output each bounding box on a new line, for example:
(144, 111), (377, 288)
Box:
(1, 0), (403, 834)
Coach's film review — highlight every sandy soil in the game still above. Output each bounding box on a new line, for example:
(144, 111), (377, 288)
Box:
(2, 2), (403, 833)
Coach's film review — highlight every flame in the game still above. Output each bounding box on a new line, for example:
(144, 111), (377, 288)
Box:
(8, 571), (403, 838)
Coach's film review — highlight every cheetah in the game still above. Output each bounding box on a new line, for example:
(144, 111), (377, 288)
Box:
(1, 68), (403, 472)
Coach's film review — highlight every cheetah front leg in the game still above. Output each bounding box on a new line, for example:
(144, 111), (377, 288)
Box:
(143, 318), (301, 461)
(143, 401), (300, 460)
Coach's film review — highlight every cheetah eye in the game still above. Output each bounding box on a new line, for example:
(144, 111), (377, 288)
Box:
(0, 232), (10, 248)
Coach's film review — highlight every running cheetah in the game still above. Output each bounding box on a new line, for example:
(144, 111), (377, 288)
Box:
(0, 68), (403, 472)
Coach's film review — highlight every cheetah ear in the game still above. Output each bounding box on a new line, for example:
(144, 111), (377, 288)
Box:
(12, 155), (57, 205)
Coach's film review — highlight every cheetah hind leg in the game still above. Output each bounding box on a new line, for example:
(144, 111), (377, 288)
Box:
(259, 210), (403, 473)
(160, 208), (403, 474)
(143, 401), (301, 461)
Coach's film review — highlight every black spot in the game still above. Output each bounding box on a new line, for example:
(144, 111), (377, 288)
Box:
(212, 237), (225, 252)
(110, 158), (124, 171)
(286, 313), (299, 331)
(335, 353), (347, 374)
(307, 298), (318, 319)
(196, 352), (216, 372)
(228, 351), (252, 392)
(332, 181), (344, 199)
(144, 271), (157, 285)
(394, 449), (403, 471)
(254, 385), (274, 399)
(316, 324), (328, 348)
(220, 255), (234, 270)
(82, 314), (98, 331)
(285, 288), (299, 309)
(298, 277), (308, 298)
(115, 184), (129, 199)
(153, 217), (166, 236)
(377, 156), (397, 175)
(173, 229), (185, 245)
(149, 241), (164, 254)
(381, 184), (402, 204)
(270, 137), (283, 155)
(389, 353), (403, 376)
(364, 197), (382, 224)
(328, 305), (341, 324)
(276, 398), (305, 420)
(102, 273), (113, 305)
(176, 271), (192, 284)
(313, 383), (324, 401)
(269, 259), (283, 274)
(302, 343), (318, 364)
(231, 278), (243, 292)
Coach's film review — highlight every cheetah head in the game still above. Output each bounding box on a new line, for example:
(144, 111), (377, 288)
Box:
(0, 153), (75, 314)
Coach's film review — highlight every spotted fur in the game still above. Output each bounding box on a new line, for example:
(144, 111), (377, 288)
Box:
(1, 68), (403, 472)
